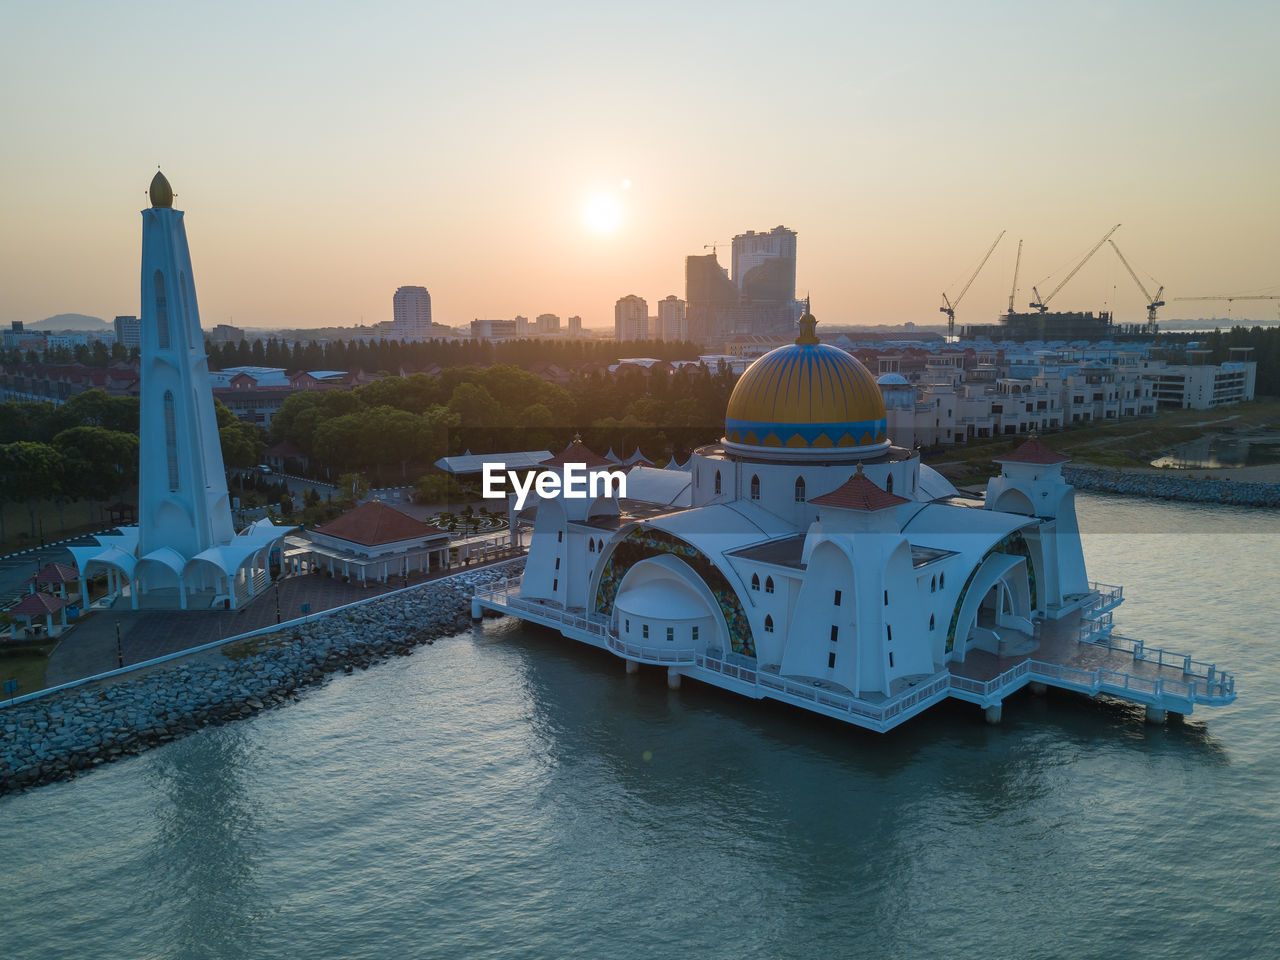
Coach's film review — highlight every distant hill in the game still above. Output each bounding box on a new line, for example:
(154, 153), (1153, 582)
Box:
(30, 313), (110, 331)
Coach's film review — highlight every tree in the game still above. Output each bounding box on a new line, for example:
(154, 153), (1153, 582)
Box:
(0, 441), (64, 538)
(51, 426), (139, 521)
(335, 472), (370, 509)
(214, 398), (264, 469)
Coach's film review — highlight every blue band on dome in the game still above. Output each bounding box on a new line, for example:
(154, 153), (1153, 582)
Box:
(724, 417), (887, 449)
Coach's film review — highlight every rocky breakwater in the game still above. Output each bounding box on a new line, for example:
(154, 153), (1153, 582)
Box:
(1064, 465), (1280, 507)
(0, 558), (524, 797)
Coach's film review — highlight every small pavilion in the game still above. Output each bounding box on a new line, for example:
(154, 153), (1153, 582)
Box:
(27, 563), (80, 599)
(8, 592), (71, 639)
(298, 501), (451, 586)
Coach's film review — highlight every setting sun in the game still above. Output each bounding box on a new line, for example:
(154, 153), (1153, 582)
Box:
(581, 191), (622, 234)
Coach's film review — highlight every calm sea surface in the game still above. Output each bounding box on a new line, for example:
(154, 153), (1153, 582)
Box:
(3, 494), (1279, 960)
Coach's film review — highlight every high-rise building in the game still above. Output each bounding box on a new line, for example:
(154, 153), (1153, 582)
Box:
(535, 313), (561, 334)
(657, 295), (687, 342)
(614, 295), (649, 342)
(685, 253), (739, 345)
(114, 315), (141, 350)
(393, 285), (433, 339)
(732, 226), (797, 303)
(514, 316), (529, 337)
(567, 315), (583, 337)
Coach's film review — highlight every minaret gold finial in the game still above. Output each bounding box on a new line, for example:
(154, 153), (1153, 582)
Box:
(149, 170), (173, 208)
(795, 305), (819, 345)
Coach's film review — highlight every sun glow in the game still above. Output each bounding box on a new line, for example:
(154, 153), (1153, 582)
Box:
(582, 191), (622, 234)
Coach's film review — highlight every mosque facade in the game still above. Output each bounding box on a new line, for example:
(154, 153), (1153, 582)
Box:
(477, 312), (1236, 730)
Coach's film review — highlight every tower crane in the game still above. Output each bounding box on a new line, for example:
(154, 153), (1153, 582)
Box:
(1171, 294), (1280, 319)
(1006, 239), (1023, 315)
(1028, 223), (1122, 313)
(939, 230), (1005, 341)
(1108, 239), (1165, 326)
(703, 242), (731, 258)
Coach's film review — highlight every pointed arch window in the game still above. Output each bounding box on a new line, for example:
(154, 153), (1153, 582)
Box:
(930, 575), (936, 593)
(163, 390), (179, 492)
(751, 573), (760, 591)
(714, 470), (722, 495)
(179, 270), (197, 341)
(939, 572), (945, 589)
(589, 540), (595, 552)
(794, 476), (806, 502)
(764, 615), (774, 633)
(750, 474), (760, 500)
(153, 270), (170, 349)
(886, 474), (894, 494)
(765, 576), (774, 594)
(929, 614), (936, 631)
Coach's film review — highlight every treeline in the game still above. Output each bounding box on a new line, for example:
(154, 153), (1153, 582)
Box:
(204, 335), (703, 374)
(1, 341), (139, 367)
(0, 391), (265, 541)
(270, 362), (738, 485)
(1175, 326), (1280, 396)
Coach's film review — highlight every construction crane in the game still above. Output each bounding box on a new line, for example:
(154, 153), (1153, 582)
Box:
(1108, 239), (1165, 325)
(703, 242), (731, 258)
(939, 230), (1004, 341)
(1006, 239), (1023, 315)
(1028, 223), (1122, 313)
(1171, 294), (1280, 319)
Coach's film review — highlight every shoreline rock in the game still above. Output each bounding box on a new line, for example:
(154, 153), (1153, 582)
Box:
(0, 558), (525, 797)
(1064, 465), (1280, 507)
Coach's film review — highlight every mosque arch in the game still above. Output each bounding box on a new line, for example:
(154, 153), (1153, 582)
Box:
(991, 488), (1036, 517)
(714, 470), (721, 495)
(794, 476), (806, 502)
(750, 474), (760, 500)
(751, 573), (760, 591)
(886, 474), (894, 494)
(765, 615), (774, 632)
(765, 576), (774, 594)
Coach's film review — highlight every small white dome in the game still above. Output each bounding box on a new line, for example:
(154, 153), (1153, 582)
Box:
(877, 373), (909, 385)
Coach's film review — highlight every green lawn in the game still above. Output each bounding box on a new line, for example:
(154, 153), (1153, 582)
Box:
(0, 643), (54, 698)
(935, 397), (1280, 485)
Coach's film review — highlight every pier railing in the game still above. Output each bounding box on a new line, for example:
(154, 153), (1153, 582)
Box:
(1079, 610), (1114, 642)
(608, 635), (696, 665)
(1083, 582), (1124, 616)
(474, 577), (610, 638)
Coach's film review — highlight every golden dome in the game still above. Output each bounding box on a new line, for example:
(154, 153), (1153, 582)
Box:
(724, 314), (887, 455)
(149, 171), (173, 208)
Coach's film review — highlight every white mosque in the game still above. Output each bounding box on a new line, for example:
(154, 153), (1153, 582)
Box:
(68, 173), (284, 610)
(477, 311), (1235, 730)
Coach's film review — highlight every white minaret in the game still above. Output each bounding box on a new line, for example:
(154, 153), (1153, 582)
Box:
(137, 171), (234, 559)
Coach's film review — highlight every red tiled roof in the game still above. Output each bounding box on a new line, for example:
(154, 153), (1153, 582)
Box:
(28, 563), (79, 585)
(810, 469), (909, 512)
(9, 592), (71, 616)
(540, 440), (616, 469)
(312, 501), (447, 547)
(993, 437), (1070, 465)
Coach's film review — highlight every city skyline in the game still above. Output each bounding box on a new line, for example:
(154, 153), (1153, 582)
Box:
(2, 1), (1278, 332)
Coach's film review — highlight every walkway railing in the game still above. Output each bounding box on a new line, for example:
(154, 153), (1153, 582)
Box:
(1079, 610), (1113, 642)
(607, 635), (696, 665)
(475, 576), (1235, 720)
(475, 577), (609, 638)
(1084, 582), (1124, 616)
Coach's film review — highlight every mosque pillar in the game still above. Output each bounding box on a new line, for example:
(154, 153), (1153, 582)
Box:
(79, 574), (88, 606)
(1145, 705), (1167, 725)
(667, 667), (682, 690)
(626, 659), (639, 675)
(985, 702), (1003, 724)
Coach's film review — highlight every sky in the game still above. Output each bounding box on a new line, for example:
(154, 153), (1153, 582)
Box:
(2, 0), (1279, 332)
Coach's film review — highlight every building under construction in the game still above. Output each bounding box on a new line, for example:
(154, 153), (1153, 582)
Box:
(961, 310), (1159, 342)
